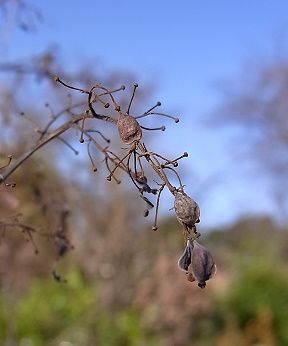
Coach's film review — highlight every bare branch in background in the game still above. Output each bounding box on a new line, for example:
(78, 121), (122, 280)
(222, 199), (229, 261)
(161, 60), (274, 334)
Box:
(212, 60), (288, 217)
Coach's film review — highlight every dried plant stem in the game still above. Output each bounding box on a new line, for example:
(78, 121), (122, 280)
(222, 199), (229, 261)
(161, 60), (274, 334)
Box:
(152, 183), (165, 231)
(2, 113), (89, 182)
(137, 143), (176, 194)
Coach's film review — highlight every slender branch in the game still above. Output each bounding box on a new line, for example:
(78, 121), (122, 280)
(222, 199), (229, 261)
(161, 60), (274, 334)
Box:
(2, 113), (89, 181)
(137, 143), (176, 193)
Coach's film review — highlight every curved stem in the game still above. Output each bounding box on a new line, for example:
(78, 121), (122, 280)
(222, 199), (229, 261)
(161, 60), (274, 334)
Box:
(2, 114), (89, 182)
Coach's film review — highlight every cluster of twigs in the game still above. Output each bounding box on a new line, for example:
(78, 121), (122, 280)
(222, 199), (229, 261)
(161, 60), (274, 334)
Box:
(0, 77), (216, 288)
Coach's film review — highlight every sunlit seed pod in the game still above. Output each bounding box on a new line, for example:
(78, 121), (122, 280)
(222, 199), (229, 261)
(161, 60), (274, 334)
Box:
(117, 113), (142, 144)
(174, 191), (200, 229)
(190, 241), (216, 288)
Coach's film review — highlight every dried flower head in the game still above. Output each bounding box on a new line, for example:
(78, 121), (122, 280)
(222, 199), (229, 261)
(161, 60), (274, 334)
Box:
(178, 240), (216, 288)
(117, 113), (142, 144)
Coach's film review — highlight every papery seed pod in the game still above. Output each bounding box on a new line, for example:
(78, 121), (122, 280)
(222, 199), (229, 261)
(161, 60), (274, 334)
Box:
(117, 113), (142, 144)
(190, 241), (216, 288)
(174, 191), (200, 232)
(178, 239), (193, 272)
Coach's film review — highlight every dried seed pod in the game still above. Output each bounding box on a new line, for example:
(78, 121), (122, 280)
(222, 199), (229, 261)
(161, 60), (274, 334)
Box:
(131, 171), (148, 185)
(178, 240), (193, 272)
(131, 172), (156, 193)
(117, 112), (142, 144)
(174, 191), (200, 231)
(190, 241), (216, 288)
(178, 240), (216, 288)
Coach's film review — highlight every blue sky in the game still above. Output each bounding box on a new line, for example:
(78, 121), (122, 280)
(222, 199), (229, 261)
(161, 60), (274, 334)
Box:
(2, 0), (288, 227)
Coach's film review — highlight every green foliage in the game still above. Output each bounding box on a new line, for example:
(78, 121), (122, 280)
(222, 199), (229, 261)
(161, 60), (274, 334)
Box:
(94, 309), (161, 346)
(0, 269), (161, 346)
(13, 270), (96, 345)
(224, 264), (288, 345)
(1, 211), (288, 345)
(210, 217), (288, 345)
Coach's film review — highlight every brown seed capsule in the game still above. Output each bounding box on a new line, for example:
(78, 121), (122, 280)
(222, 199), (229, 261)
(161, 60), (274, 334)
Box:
(178, 239), (216, 288)
(117, 112), (142, 144)
(190, 241), (216, 289)
(174, 191), (200, 230)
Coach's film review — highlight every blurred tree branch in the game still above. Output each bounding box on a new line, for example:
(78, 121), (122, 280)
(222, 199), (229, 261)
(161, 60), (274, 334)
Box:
(212, 59), (288, 217)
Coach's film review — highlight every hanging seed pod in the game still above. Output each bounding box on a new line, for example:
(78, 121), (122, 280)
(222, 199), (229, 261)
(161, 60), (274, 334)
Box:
(174, 191), (200, 230)
(178, 239), (216, 288)
(190, 241), (216, 288)
(178, 239), (193, 272)
(117, 112), (142, 144)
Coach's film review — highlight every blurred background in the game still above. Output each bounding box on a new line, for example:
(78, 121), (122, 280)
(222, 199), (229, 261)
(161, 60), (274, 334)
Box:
(1, 1), (288, 345)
